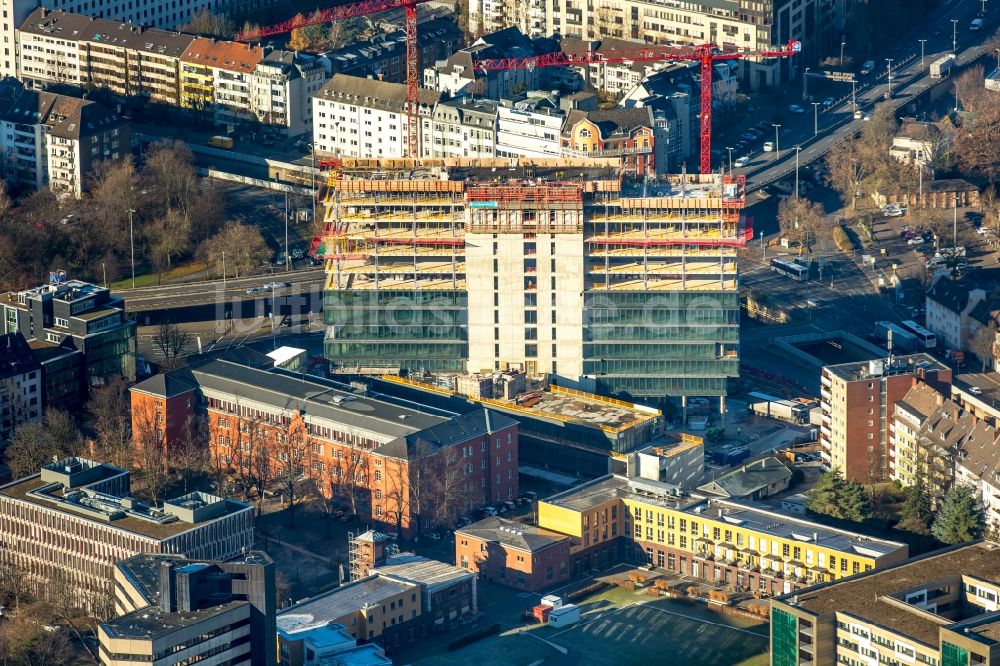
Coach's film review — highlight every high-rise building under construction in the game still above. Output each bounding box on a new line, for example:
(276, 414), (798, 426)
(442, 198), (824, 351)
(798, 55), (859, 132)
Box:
(320, 158), (747, 414)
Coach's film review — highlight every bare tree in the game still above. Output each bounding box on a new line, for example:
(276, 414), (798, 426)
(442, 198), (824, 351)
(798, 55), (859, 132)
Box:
(436, 450), (480, 527)
(954, 64), (986, 112)
(274, 420), (312, 529)
(88, 377), (132, 469)
(146, 208), (192, 279)
(151, 321), (192, 370)
(173, 415), (210, 495)
(954, 102), (1000, 181)
(335, 438), (366, 517)
(6, 410), (83, 478)
(200, 222), (271, 279)
(970, 322), (1000, 372)
(179, 8), (235, 37)
(132, 401), (168, 504)
(777, 196), (824, 254)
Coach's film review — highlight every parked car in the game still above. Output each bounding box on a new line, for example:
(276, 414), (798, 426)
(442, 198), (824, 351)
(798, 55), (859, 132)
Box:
(481, 506), (498, 517)
(788, 104), (805, 114)
(854, 110), (863, 119)
(456, 516), (473, 527)
(908, 237), (926, 246)
(822, 97), (835, 107)
(291, 248), (304, 260)
(901, 225), (911, 233)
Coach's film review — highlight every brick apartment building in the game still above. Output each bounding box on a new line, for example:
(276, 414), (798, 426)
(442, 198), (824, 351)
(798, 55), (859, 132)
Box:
(819, 355), (951, 482)
(455, 516), (572, 592)
(130, 355), (519, 536)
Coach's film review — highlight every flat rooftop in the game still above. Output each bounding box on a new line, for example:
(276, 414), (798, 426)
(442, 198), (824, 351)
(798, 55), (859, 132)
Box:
(383, 376), (661, 434)
(277, 576), (416, 631)
(375, 554), (474, 593)
(0, 475), (249, 540)
(955, 372), (1000, 414)
(455, 516), (568, 553)
(101, 599), (248, 640)
(787, 541), (1000, 647)
(823, 354), (948, 382)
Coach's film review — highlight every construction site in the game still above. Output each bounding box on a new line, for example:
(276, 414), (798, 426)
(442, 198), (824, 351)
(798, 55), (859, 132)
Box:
(318, 157), (747, 422)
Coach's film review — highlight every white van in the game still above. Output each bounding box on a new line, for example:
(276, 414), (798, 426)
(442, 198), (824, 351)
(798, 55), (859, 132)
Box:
(763, 141), (774, 152)
(971, 18), (983, 30)
(734, 156), (750, 168)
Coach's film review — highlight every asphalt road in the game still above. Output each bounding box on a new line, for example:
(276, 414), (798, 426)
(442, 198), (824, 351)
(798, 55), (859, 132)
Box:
(122, 268), (326, 309)
(736, 0), (1000, 190)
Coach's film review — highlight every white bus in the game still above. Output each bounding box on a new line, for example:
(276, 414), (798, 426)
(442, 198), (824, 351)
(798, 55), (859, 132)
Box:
(900, 320), (937, 349)
(770, 257), (808, 281)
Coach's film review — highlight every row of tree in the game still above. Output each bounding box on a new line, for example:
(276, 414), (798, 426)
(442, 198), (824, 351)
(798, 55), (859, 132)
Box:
(806, 470), (985, 546)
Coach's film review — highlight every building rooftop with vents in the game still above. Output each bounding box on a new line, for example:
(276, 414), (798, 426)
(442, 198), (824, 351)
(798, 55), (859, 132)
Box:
(454, 516), (569, 553)
(822, 354), (948, 383)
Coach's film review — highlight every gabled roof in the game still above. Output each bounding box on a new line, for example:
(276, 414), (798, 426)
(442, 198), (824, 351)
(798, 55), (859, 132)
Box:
(565, 107), (653, 139)
(968, 297), (1000, 327)
(130, 369), (198, 399)
(927, 276), (971, 313)
(454, 516), (568, 553)
(181, 37), (263, 73)
(696, 456), (792, 499)
(0, 79), (124, 140)
(375, 409), (518, 461)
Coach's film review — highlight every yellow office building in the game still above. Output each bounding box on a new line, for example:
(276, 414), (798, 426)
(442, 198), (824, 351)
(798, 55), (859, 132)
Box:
(539, 475), (908, 594)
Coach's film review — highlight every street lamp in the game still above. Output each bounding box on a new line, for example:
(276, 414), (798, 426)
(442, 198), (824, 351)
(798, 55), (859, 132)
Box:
(222, 251), (226, 289)
(952, 19), (959, 53)
(840, 41), (846, 68)
(995, 47), (1000, 71)
(284, 191), (290, 273)
(802, 67), (810, 102)
(127, 208), (136, 289)
(811, 102), (820, 136)
(886, 59), (894, 99)
(725, 146), (734, 173)
(919, 39), (927, 67)
(760, 231), (766, 260)
(772, 123), (781, 162)
(851, 79), (857, 113)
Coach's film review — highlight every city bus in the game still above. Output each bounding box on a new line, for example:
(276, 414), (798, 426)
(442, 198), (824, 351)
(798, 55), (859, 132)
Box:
(900, 320), (937, 349)
(770, 257), (808, 281)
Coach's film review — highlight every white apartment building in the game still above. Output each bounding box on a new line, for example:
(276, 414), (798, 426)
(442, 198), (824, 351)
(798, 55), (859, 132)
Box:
(312, 74), (440, 158)
(181, 37), (262, 126)
(495, 98), (563, 159)
(424, 28), (540, 100)
(251, 50), (328, 138)
(0, 332), (41, 442)
(925, 276), (984, 352)
(0, 77), (128, 196)
(426, 98), (497, 159)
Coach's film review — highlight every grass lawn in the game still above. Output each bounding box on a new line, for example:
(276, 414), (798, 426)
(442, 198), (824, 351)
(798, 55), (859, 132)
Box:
(412, 586), (769, 666)
(110, 260), (212, 289)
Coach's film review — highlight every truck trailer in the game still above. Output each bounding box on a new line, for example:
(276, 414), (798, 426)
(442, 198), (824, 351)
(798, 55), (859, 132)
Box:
(930, 55), (956, 79)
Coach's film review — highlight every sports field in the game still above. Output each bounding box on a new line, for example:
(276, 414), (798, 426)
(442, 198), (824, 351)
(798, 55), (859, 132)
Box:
(412, 589), (769, 666)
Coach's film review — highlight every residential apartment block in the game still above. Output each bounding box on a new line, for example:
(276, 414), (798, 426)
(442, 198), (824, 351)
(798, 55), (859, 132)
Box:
(426, 98), (497, 159)
(101, 552), (277, 666)
(0, 76), (128, 195)
(327, 17), (463, 84)
(321, 159), (744, 410)
(770, 541), (1000, 666)
(538, 474), (908, 593)
(2, 277), (136, 385)
(0, 332), (41, 441)
(819, 355), (951, 483)
(562, 107), (655, 176)
(424, 27), (541, 100)
(0, 0), (235, 80)
(469, 0), (850, 87)
(495, 97), (565, 158)
(312, 74), (440, 158)
(0, 457), (254, 607)
(455, 516), (572, 591)
(17, 9), (322, 136)
(926, 276), (985, 352)
(129, 355), (520, 537)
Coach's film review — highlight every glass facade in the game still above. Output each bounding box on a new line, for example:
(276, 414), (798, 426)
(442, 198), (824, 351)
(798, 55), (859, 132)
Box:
(79, 322), (137, 384)
(324, 290), (468, 372)
(942, 642), (968, 666)
(584, 290), (740, 399)
(771, 607), (798, 666)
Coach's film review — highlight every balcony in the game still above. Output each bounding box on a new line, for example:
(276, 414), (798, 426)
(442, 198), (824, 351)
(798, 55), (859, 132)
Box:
(562, 145), (653, 158)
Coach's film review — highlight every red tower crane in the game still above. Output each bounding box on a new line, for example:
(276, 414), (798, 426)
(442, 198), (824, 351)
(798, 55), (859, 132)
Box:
(237, 0), (433, 157)
(474, 40), (802, 174)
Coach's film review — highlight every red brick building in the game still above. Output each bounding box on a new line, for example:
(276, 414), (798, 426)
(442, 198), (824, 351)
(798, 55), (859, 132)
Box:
(129, 356), (519, 537)
(454, 516), (571, 592)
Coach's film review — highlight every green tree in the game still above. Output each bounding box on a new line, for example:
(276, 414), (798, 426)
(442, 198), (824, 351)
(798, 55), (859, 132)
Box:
(897, 477), (933, 534)
(806, 470), (872, 522)
(932, 484), (984, 545)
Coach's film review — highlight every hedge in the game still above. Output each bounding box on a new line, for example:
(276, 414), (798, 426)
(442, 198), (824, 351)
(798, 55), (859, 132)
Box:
(833, 225), (855, 253)
(447, 624), (502, 651)
(565, 580), (610, 601)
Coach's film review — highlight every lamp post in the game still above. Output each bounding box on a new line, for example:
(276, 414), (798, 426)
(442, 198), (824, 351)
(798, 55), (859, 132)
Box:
(222, 251), (226, 289)
(772, 124), (781, 162)
(851, 79), (857, 113)
(995, 47), (1000, 71)
(725, 146), (734, 174)
(952, 19), (959, 53)
(840, 41), (846, 68)
(101, 262), (106, 288)
(886, 59), (893, 99)
(919, 39), (927, 67)
(811, 102), (820, 136)
(284, 191), (290, 273)
(802, 67), (810, 102)
(128, 208), (136, 289)
(760, 231), (766, 260)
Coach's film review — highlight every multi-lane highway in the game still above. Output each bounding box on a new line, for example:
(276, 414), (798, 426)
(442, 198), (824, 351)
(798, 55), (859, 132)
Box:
(738, 0), (999, 190)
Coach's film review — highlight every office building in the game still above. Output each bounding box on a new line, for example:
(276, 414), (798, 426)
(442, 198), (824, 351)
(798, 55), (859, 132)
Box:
(277, 621), (391, 666)
(455, 516), (571, 591)
(495, 95), (564, 158)
(2, 277), (136, 385)
(770, 540), (1000, 666)
(819, 355), (951, 483)
(100, 551), (276, 666)
(312, 74), (440, 158)
(538, 474), (908, 590)
(0, 76), (128, 196)
(321, 159), (745, 411)
(130, 356), (519, 537)
(278, 553), (474, 657)
(27, 337), (85, 413)
(0, 457), (254, 607)
(0, 331), (41, 441)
